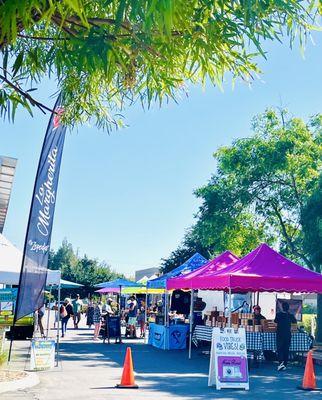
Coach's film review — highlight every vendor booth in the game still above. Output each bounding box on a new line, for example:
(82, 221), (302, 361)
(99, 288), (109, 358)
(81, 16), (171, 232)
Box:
(147, 252), (208, 350)
(167, 250), (239, 357)
(168, 243), (322, 360)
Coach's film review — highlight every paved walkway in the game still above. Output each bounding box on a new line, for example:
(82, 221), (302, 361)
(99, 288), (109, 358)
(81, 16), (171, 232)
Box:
(2, 323), (322, 400)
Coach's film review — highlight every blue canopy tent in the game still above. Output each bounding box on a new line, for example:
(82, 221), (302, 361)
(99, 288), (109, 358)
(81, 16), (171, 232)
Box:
(95, 278), (144, 314)
(96, 278), (144, 291)
(146, 253), (208, 350)
(147, 253), (208, 289)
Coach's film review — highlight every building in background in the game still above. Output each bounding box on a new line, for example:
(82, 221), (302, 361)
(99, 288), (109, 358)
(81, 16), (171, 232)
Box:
(135, 267), (159, 282)
(0, 156), (17, 233)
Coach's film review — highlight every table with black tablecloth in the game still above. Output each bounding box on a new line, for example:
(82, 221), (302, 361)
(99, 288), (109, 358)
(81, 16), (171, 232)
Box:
(192, 325), (312, 353)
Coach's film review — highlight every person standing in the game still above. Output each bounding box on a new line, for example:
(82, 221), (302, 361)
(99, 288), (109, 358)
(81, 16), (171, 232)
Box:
(37, 305), (45, 337)
(93, 302), (102, 340)
(127, 296), (138, 338)
(60, 298), (74, 337)
(72, 294), (83, 329)
(137, 303), (146, 338)
(253, 305), (266, 325)
(274, 302), (297, 371)
(86, 299), (94, 328)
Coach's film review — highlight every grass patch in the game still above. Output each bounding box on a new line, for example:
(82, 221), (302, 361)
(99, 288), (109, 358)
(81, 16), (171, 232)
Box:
(0, 350), (8, 367)
(302, 314), (316, 334)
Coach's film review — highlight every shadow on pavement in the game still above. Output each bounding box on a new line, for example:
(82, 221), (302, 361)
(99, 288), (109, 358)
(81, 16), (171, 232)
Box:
(57, 333), (322, 400)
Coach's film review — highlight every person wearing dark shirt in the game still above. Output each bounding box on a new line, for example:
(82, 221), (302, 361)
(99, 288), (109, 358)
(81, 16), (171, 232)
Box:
(60, 298), (74, 337)
(253, 305), (266, 325)
(274, 302), (297, 371)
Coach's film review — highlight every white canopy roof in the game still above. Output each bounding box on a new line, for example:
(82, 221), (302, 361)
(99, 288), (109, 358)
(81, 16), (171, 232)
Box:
(0, 233), (60, 285)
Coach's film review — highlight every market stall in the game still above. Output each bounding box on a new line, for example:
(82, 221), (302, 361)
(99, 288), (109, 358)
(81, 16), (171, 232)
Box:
(147, 252), (208, 350)
(169, 243), (322, 360)
(96, 278), (145, 341)
(167, 250), (239, 357)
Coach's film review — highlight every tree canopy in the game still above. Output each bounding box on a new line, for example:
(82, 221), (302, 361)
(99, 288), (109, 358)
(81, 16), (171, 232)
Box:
(48, 238), (124, 297)
(161, 109), (322, 271)
(0, 0), (317, 130)
(302, 174), (322, 272)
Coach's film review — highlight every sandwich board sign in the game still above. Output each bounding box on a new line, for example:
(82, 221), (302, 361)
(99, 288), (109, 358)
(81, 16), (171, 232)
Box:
(208, 327), (249, 390)
(30, 339), (55, 371)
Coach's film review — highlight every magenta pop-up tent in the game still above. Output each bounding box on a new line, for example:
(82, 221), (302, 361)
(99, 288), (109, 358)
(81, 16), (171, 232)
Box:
(167, 250), (239, 290)
(167, 250), (239, 359)
(193, 243), (322, 293)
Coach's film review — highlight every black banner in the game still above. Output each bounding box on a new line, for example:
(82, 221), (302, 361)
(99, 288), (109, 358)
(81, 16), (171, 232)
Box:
(15, 96), (66, 321)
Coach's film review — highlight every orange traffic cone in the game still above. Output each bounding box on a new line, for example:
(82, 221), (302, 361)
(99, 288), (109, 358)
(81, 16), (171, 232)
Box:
(116, 347), (139, 389)
(298, 350), (319, 391)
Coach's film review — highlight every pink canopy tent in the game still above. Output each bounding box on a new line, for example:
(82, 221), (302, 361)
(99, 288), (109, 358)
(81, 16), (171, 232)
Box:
(188, 243), (322, 293)
(167, 250), (239, 290)
(96, 287), (121, 294)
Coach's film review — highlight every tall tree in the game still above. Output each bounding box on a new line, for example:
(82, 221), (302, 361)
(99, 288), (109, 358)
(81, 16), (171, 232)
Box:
(0, 1), (316, 129)
(161, 109), (322, 273)
(302, 174), (322, 272)
(194, 109), (322, 265)
(302, 174), (322, 340)
(48, 239), (123, 297)
(160, 228), (209, 273)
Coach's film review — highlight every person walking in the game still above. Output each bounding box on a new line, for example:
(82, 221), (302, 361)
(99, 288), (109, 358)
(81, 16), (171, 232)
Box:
(93, 301), (102, 340)
(37, 305), (45, 337)
(86, 299), (94, 328)
(72, 294), (83, 329)
(274, 302), (297, 371)
(60, 298), (74, 337)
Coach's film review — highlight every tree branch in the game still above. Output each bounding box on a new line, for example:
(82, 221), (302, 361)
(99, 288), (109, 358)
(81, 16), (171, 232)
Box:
(17, 33), (69, 41)
(0, 74), (56, 114)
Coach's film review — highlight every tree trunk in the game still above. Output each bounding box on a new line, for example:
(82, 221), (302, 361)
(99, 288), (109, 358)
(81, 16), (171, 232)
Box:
(316, 294), (322, 342)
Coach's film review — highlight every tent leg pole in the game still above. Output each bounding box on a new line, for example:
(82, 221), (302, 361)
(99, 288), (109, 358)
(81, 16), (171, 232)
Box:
(228, 288), (232, 328)
(164, 291), (168, 350)
(55, 278), (61, 367)
(189, 289), (194, 359)
(256, 291), (259, 306)
(144, 289), (148, 344)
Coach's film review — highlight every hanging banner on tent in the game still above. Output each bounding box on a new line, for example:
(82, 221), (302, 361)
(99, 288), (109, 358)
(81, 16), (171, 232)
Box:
(15, 95), (66, 321)
(208, 327), (249, 390)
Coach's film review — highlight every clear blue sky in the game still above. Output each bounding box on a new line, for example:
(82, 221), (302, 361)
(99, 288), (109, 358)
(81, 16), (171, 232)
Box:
(1, 35), (322, 276)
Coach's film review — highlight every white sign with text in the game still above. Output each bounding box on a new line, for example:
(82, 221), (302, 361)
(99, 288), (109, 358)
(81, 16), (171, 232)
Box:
(208, 327), (249, 390)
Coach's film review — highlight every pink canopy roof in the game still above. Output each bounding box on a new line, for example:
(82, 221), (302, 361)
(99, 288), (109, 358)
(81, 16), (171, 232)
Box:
(167, 251), (239, 290)
(186, 243), (322, 293)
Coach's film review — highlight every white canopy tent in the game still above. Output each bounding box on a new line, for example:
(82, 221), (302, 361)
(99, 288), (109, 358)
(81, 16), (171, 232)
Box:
(0, 233), (60, 286)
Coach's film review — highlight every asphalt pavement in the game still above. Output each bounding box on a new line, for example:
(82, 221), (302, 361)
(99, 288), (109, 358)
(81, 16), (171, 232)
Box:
(2, 318), (322, 400)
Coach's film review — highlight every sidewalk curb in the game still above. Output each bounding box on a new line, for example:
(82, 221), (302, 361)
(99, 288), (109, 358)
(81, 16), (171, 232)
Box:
(0, 370), (40, 394)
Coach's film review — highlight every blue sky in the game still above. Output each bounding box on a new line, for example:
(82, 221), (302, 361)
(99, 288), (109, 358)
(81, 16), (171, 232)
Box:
(1, 34), (322, 276)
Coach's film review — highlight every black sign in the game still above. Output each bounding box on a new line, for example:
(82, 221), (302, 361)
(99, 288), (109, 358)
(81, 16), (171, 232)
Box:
(107, 316), (121, 339)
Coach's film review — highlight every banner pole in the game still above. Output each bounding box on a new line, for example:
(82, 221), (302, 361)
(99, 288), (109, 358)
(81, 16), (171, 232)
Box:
(46, 285), (52, 338)
(55, 275), (61, 367)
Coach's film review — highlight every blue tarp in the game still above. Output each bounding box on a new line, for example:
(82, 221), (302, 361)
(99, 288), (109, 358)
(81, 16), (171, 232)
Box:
(147, 253), (208, 289)
(96, 278), (144, 289)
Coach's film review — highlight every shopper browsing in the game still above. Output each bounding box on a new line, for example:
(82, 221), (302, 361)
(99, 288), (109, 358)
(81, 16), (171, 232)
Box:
(60, 298), (74, 337)
(72, 294), (83, 329)
(93, 301), (102, 340)
(274, 302), (297, 371)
